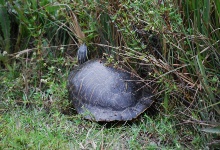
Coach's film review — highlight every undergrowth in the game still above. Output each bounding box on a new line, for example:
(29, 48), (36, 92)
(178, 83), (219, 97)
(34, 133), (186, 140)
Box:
(0, 0), (219, 149)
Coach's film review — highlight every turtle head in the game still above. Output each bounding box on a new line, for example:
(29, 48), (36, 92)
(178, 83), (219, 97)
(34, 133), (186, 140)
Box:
(77, 44), (88, 64)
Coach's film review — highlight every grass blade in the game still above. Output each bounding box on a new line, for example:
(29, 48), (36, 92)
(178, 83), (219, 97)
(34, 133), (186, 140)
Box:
(0, 5), (11, 53)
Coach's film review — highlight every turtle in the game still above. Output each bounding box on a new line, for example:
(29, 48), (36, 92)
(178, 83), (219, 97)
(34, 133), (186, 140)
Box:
(67, 44), (153, 121)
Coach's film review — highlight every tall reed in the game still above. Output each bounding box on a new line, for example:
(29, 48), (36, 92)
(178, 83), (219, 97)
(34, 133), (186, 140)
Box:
(174, 0), (220, 117)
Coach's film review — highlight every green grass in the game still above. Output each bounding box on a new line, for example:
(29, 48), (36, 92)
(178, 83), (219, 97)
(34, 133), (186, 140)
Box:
(0, 0), (220, 149)
(0, 107), (205, 149)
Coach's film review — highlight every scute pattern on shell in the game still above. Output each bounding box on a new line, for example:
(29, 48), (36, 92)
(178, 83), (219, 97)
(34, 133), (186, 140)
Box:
(67, 59), (153, 121)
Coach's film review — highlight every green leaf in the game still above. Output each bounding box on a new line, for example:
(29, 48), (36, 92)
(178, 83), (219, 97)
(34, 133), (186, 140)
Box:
(0, 0), (5, 5)
(201, 126), (220, 134)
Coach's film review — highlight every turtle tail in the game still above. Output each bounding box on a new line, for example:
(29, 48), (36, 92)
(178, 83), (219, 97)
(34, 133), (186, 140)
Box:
(77, 44), (88, 64)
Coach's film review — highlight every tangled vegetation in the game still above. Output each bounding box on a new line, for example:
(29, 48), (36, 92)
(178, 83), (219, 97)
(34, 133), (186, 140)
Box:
(0, 0), (219, 149)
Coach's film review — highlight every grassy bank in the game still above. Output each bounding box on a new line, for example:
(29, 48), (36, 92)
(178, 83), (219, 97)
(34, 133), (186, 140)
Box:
(1, 108), (205, 149)
(0, 0), (219, 149)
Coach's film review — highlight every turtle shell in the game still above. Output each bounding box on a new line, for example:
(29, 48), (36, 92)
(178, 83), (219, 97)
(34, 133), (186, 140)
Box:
(67, 59), (153, 121)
